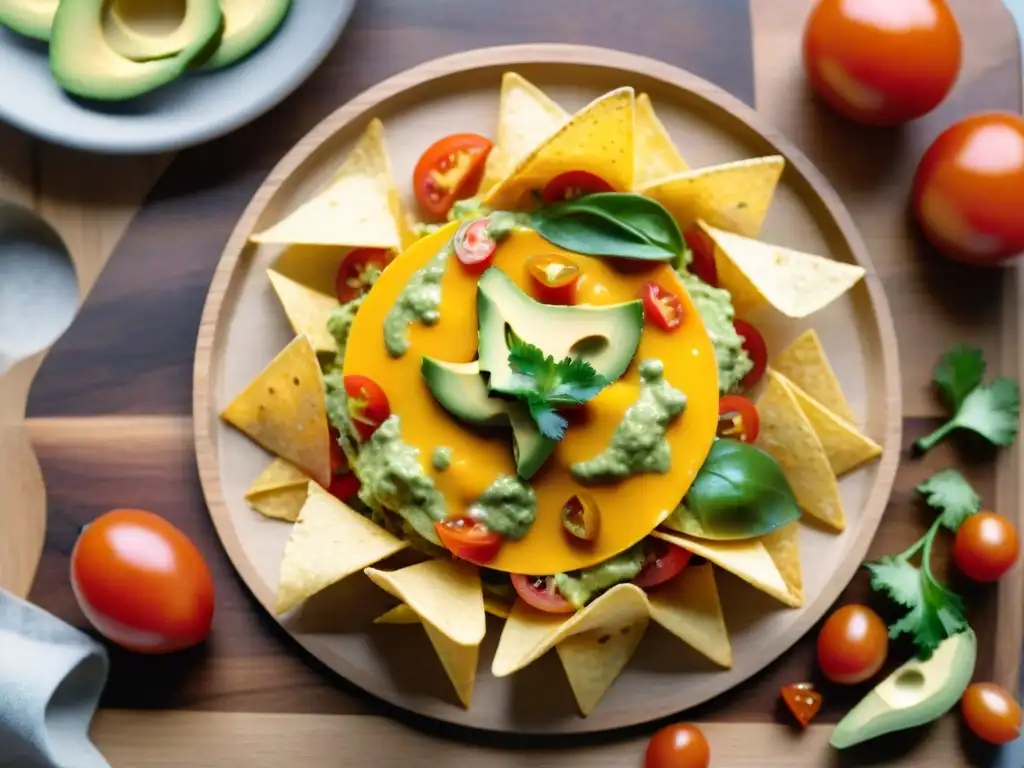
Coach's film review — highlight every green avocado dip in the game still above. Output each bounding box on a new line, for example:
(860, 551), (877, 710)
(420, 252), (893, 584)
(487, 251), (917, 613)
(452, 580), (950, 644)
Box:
(553, 544), (645, 609)
(382, 243), (452, 358)
(431, 446), (452, 471)
(469, 474), (537, 540)
(571, 359), (687, 482)
(411, 196), (492, 239)
(676, 269), (753, 394)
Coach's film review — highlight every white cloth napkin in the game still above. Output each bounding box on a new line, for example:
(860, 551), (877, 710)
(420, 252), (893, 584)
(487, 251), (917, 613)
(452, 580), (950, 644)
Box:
(0, 589), (110, 768)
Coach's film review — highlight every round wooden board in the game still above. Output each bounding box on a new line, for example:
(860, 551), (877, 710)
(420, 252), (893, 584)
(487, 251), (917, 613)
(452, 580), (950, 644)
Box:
(193, 44), (901, 734)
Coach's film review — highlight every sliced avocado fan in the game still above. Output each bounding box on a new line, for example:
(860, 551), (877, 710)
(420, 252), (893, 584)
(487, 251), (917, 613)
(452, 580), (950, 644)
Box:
(0, 0), (58, 42)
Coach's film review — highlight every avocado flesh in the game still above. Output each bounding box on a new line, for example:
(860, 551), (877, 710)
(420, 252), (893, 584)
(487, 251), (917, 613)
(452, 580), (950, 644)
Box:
(830, 629), (977, 749)
(0, 0), (57, 41)
(476, 267), (644, 397)
(50, 0), (221, 101)
(103, 0), (225, 62)
(199, 0), (291, 70)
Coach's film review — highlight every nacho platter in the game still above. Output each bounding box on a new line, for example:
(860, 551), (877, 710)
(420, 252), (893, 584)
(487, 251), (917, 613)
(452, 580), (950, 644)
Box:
(193, 46), (900, 733)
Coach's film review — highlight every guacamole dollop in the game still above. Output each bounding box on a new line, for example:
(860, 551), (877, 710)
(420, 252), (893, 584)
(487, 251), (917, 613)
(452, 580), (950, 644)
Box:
(677, 269), (753, 394)
(382, 242), (452, 358)
(431, 446), (452, 471)
(553, 545), (645, 609)
(470, 474), (537, 540)
(411, 196), (493, 240)
(326, 294), (365, 362)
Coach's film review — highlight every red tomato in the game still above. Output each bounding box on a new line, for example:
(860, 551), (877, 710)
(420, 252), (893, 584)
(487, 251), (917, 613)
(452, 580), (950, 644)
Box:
(780, 683), (823, 728)
(526, 253), (580, 304)
(328, 471), (361, 502)
(436, 517), (503, 565)
(344, 375), (390, 441)
(634, 540), (692, 589)
(542, 170), (614, 203)
(683, 228), (718, 286)
(453, 218), (497, 274)
(71, 509), (214, 654)
(803, 0), (962, 126)
(329, 430), (347, 475)
(962, 683), (1022, 745)
(510, 574), (575, 613)
(913, 113), (1024, 265)
(717, 395), (760, 443)
(816, 604), (888, 684)
(641, 282), (684, 332)
(644, 723), (711, 768)
(413, 133), (492, 219)
(733, 319), (768, 391)
(953, 512), (1020, 583)
(335, 248), (389, 303)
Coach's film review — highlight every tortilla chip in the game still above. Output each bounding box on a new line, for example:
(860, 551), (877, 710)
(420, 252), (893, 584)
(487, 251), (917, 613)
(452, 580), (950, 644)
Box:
(755, 370), (845, 530)
(479, 72), (568, 193)
(221, 335), (332, 488)
(647, 563), (731, 667)
(639, 156), (784, 237)
(633, 93), (688, 187)
(760, 522), (804, 606)
(556, 614), (649, 716)
(483, 87), (635, 209)
(246, 484), (308, 522)
(776, 371), (882, 476)
(275, 483), (407, 614)
(375, 593), (510, 624)
(251, 118), (410, 249)
(652, 530), (799, 608)
(773, 329), (856, 424)
(267, 270), (339, 354)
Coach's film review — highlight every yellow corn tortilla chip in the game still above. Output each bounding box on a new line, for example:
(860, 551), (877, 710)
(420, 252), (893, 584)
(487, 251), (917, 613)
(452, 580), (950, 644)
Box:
(275, 483), (407, 614)
(755, 370), (845, 530)
(251, 118), (411, 248)
(701, 222), (866, 318)
(760, 522), (804, 606)
(483, 87), (635, 209)
(247, 457), (309, 492)
(246, 485), (308, 522)
(633, 93), (688, 187)
(773, 329), (856, 424)
(267, 270), (340, 354)
(639, 156), (784, 237)
(556, 613), (649, 716)
(374, 593), (510, 624)
(775, 371), (882, 476)
(652, 530), (800, 608)
(646, 563), (732, 668)
(479, 72), (569, 193)
(221, 335), (332, 488)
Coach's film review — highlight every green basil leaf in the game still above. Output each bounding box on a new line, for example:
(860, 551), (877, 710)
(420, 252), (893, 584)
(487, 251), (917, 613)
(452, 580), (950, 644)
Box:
(529, 193), (683, 262)
(665, 440), (800, 540)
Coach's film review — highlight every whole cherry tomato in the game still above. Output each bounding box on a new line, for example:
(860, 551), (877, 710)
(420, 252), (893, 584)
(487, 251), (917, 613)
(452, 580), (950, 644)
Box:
(641, 282), (684, 332)
(453, 218), (497, 274)
(71, 509), (215, 654)
(413, 133), (492, 219)
(717, 394), (760, 443)
(683, 228), (718, 286)
(733, 319), (768, 391)
(335, 248), (389, 303)
(953, 512), (1020, 583)
(344, 375), (390, 441)
(803, 0), (962, 126)
(436, 517), (503, 565)
(644, 723), (711, 768)
(913, 113), (1024, 265)
(510, 574), (575, 613)
(634, 540), (692, 589)
(526, 253), (580, 304)
(541, 171), (613, 203)
(816, 604), (888, 684)
(961, 683), (1022, 745)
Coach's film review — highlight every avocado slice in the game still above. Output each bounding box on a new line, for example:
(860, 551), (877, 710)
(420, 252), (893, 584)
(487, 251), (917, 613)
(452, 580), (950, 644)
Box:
(49, 0), (222, 101)
(476, 268), (644, 396)
(421, 357), (556, 479)
(103, 0), (225, 62)
(198, 0), (291, 70)
(0, 0), (57, 41)
(830, 629), (977, 749)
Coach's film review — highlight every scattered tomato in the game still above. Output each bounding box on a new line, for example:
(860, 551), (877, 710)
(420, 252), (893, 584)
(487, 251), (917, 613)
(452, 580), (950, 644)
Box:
(413, 133), (492, 219)
(962, 683), (1022, 745)
(954, 512), (1020, 583)
(780, 682), (823, 728)
(816, 604), (888, 684)
(436, 517), (503, 565)
(644, 723), (710, 768)
(802, 0), (962, 126)
(634, 539), (692, 589)
(541, 170), (613, 203)
(335, 248), (389, 303)
(328, 471), (361, 502)
(717, 394), (760, 443)
(733, 319), (768, 391)
(510, 574), (575, 613)
(683, 228), (718, 286)
(71, 509), (215, 654)
(344, 375), (390, 441)
(526, 253), (580, 304)
(561, 493), (601, 545)
(453, 218), (497, 274)
(913, 113), (1024, 265)
(329, 432), (347, 477)
(641, 282), (684, 332)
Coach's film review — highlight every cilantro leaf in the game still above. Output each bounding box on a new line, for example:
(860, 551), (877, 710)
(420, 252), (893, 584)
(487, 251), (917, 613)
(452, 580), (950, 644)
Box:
(524, 393), (568, 440)
(933, 345), (985, 410)
(865, 556), (921, 605)
(916, 468), (981, 533)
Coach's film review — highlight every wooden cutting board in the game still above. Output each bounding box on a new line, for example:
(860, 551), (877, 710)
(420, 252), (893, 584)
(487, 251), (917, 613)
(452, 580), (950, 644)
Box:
(2, 0), (1021, 765)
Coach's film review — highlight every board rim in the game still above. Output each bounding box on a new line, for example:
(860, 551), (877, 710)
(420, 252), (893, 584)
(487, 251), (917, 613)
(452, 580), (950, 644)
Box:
(192, 43), (902, 735)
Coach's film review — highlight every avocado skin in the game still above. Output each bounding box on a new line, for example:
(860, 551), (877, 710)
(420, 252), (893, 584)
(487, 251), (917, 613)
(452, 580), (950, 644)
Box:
(198, 0), (291, 71)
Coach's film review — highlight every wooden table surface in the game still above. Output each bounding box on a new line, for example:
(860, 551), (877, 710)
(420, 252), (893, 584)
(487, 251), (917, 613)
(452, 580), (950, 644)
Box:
(3, 0), (1023, 765)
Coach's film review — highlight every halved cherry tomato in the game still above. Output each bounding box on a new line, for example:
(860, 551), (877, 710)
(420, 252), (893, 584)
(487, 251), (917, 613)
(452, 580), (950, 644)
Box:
(641, 282), (684, 332)
(816, 604), (888, 685)
(961, 683), (1022, 745)
(436, 517), (503, 565)
(526, 253), (580, 304)
(328, 471), (361, 502)
(413, 133), (493, 219)
(733, 319), (768, 391)
(781, 683), (823, 728)
(344, 375), (390, 441)
(953, 512), (1020, 583)
(453, 218), (497, 274)
(542, 170), (613, 203)
(335, 248), (389, 303)
(683, 228), (718, 286)
(717, 395), (760, 443)
(644, 723), (710, 768)
(510, 573), (575, 613)
(634, 540), (692, 589)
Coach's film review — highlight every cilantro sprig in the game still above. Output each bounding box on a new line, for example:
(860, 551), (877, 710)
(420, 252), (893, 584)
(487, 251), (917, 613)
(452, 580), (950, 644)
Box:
(506, 330), (610, 440)
(865, 468), (980, 657)
(915, 345), (1021, 453)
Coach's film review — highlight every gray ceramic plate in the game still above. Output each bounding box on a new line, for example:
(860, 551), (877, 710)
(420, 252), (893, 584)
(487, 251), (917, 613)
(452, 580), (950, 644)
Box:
(0, 2), (355, 154)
